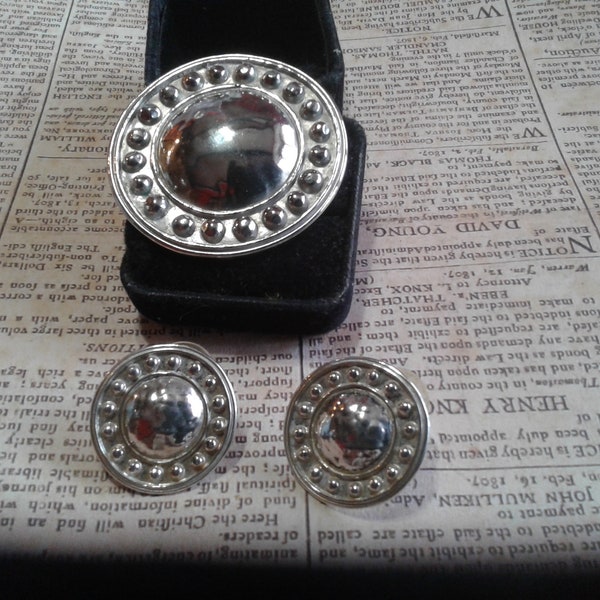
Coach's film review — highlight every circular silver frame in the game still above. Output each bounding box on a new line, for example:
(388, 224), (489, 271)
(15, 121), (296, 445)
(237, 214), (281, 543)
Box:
(90, 342), (236, 494)
(284, 358), (429, 508)
(109, 54), (348, 257)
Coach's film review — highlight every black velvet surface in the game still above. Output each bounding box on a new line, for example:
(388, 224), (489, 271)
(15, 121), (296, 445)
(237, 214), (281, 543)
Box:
(145, 0), (345, 105)
(121, 118), (366, 333)
(120, 0), (365, 333)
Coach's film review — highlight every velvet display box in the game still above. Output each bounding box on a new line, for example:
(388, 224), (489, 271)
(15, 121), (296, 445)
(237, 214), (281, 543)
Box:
(119, 0), (366, 333)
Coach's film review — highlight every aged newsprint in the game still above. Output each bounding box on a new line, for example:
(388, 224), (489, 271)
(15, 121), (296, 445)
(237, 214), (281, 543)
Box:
(0, 0), (599, 580)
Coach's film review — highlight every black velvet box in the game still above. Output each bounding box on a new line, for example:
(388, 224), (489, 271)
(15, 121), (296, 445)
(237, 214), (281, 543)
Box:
(119, 0), (366, 333)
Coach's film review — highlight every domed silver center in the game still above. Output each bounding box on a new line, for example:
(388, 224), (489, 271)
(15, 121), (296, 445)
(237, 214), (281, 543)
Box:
(157, 89), (300, 212)
(315, 391), (393, 473)
(124, 375), (206, 460)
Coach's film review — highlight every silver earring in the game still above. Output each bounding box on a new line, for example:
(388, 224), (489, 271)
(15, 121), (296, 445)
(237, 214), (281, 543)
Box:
(284, 358), (429, 507)
(90, 342), (236, 494)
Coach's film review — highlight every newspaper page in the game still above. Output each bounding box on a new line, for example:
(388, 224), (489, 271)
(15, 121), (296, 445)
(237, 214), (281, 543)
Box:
(0, 0), (599, 576)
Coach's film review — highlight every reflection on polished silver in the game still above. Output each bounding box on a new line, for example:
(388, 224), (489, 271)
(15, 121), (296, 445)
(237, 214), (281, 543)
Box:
(109, 54), (348, 257)
(284, 358), (429, 507)
(90, 343), (236, 494)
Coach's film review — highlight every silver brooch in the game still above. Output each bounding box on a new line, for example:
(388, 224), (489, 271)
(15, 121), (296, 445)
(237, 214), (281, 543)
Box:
(90, 342), (236, 494)
(284, 358), (429, 507)
(109, 54), (348, 257)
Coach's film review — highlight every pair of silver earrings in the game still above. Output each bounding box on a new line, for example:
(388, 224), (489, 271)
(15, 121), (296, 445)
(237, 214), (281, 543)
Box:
(91, 342), (429, 507)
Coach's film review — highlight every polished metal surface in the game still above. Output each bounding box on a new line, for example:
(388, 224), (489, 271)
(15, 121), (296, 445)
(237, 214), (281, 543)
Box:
(90, 343), (236, 494)
(284, 358), (429, 507)
(109, 54), (347, 257)
(314, 391), (393, 473)
(157, 89), (298, 211)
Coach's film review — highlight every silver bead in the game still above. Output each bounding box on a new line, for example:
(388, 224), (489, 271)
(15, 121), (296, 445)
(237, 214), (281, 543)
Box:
(122, 152), (146, 173)
(261, 70), (281, 89)
(310, 121), (331, 143)
(144, 196), (169, 219)
(126, 128), (151, 149)
(182, 71), (203, 91)
(287, 191), (308, 214)
(138, 104), (161, 125)
(234, 64), (256, 83)
(172, 215), (195, 238)
(232, 216), (258, 242)
(130, 175), (153, 196)
(159, 85), (180, 106)
(201, 219), (225, 244)
(262, 206), (287, 231)
(301, 99), (323, 121)
(283, 82), (304, 103)
(298, 170), (323, 194)
(309, 146), (331, 167)
(207, 64), (228, 83)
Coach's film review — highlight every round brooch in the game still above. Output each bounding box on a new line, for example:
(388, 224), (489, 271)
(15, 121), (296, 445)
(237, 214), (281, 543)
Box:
(109, 54), (347, 257)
